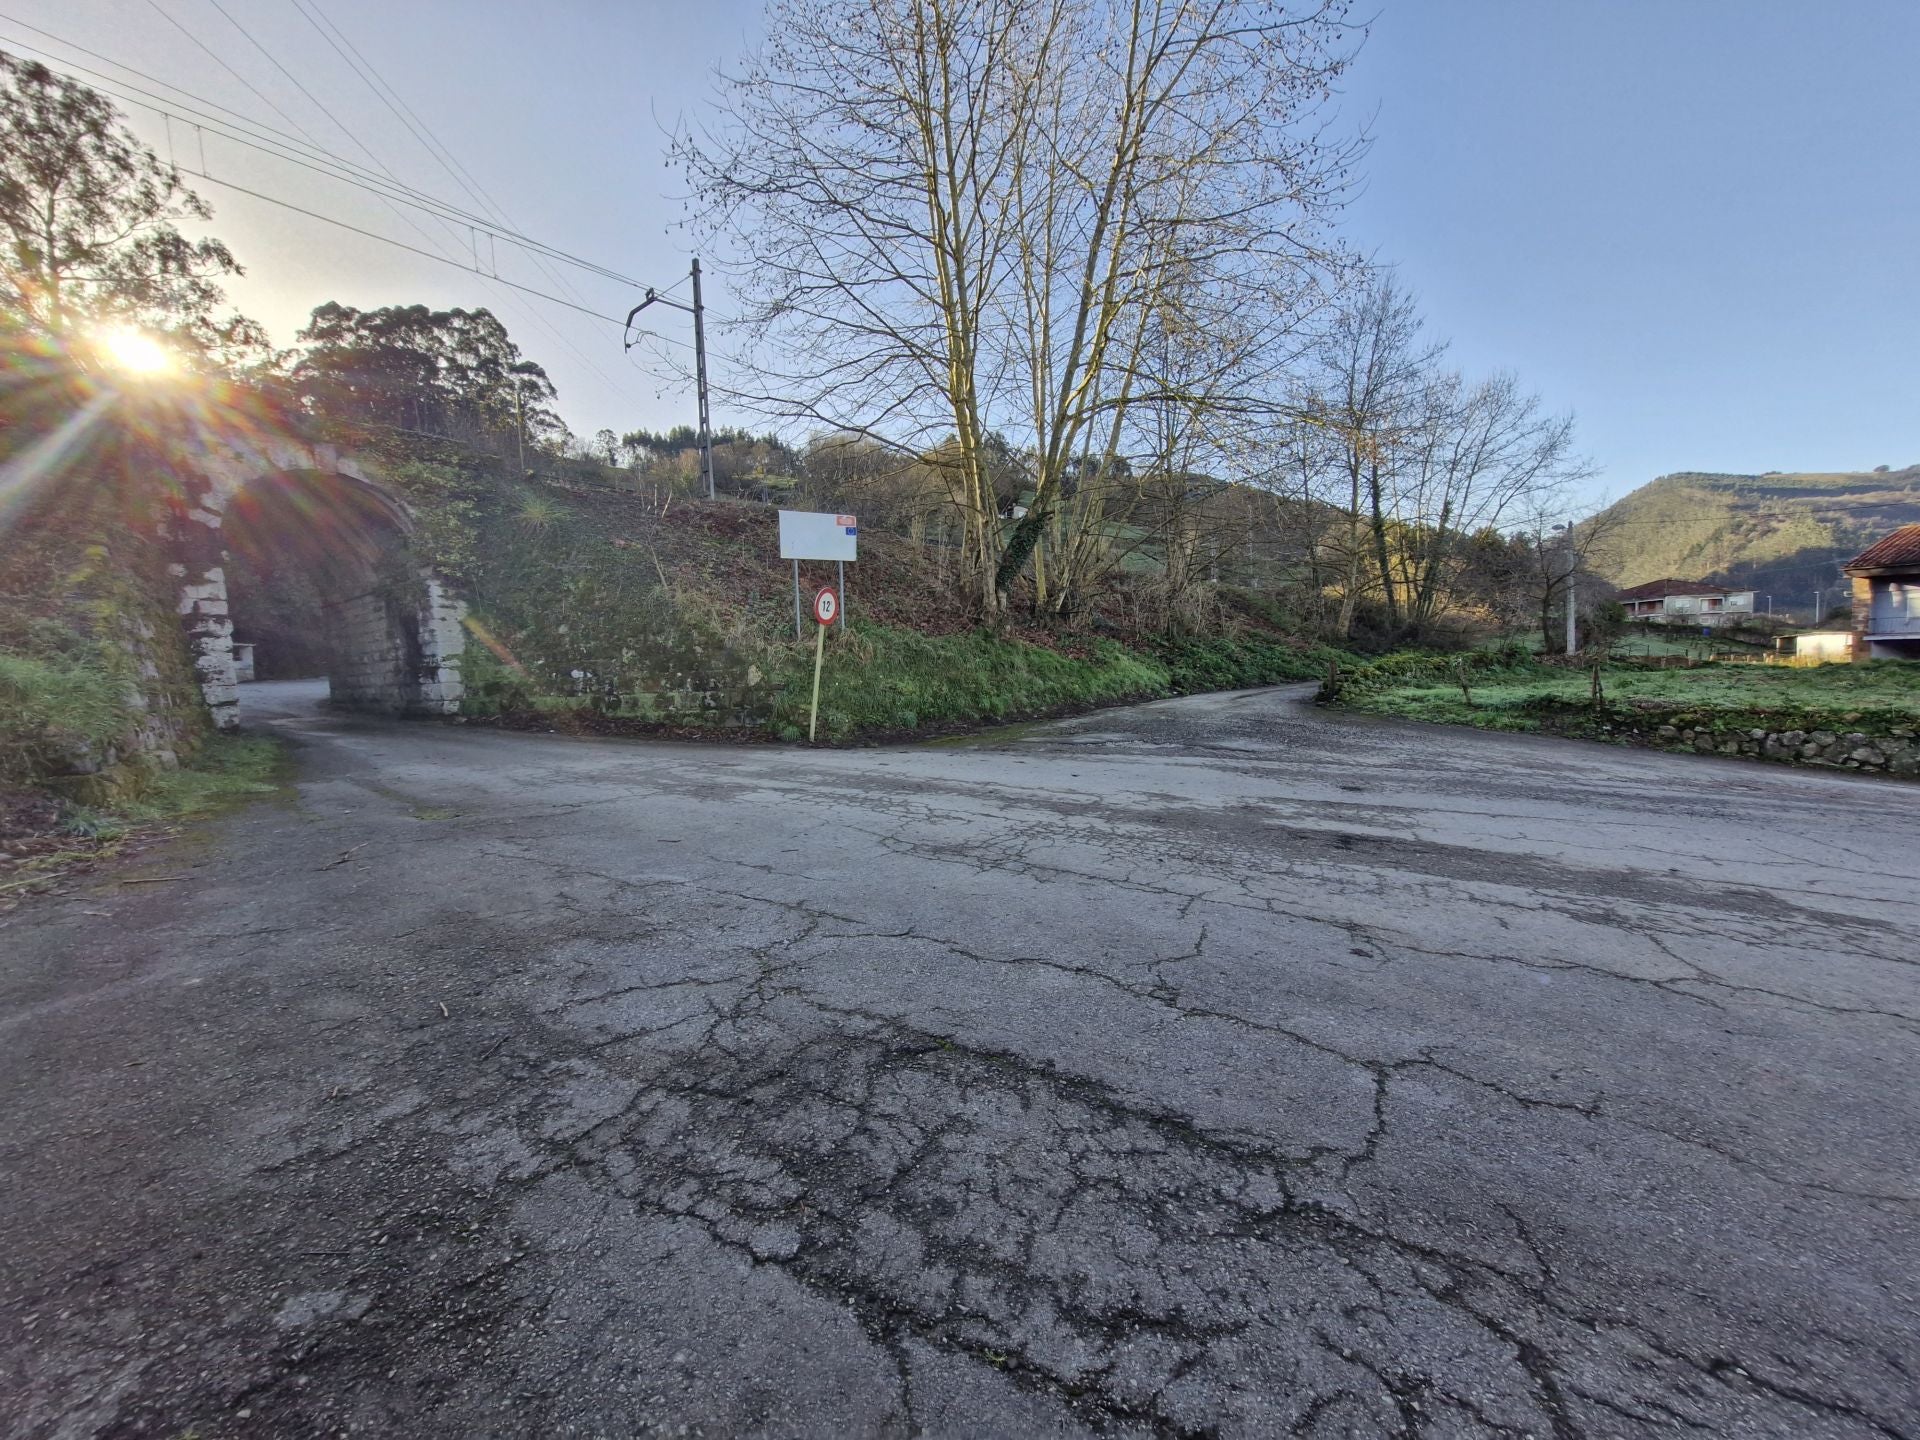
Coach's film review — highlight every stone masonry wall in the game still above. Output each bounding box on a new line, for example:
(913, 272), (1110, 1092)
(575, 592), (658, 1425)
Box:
(1532, 700), (1919, 779)
(323, 572), (467, 716)
(174, 561), (239, 732)
(324, 589), (416, 712)
(411, 575), (468, 716)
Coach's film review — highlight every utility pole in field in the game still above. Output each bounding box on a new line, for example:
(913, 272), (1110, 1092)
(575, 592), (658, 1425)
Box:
(623, 259), (716, 500)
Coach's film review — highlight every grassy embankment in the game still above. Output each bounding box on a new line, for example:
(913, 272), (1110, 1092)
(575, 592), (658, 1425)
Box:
(763, 627), (1337, 741)
(358, 440), (1341, 744)
(0, 733), (283, 906)
(1324, 649), (1920, 773)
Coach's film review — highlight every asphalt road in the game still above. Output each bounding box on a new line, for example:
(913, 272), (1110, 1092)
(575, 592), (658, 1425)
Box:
(3, 679), (1917, 1439)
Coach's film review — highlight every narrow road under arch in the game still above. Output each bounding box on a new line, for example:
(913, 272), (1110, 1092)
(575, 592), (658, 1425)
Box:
(4, 682), (1915, 1437)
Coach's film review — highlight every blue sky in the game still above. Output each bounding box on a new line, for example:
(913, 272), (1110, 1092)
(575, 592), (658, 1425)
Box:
(10, 1), (1917, 507)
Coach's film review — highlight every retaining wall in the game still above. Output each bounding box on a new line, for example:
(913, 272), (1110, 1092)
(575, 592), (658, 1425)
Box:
(1529, 700), (1919, 779)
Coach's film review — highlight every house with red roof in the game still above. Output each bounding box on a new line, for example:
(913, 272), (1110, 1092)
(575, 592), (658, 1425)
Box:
(1845, 524), (1920, 660)
(1615, 577), (1757, 627)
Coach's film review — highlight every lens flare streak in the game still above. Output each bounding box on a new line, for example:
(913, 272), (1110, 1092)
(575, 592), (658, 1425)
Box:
(0, 391), (118, 534)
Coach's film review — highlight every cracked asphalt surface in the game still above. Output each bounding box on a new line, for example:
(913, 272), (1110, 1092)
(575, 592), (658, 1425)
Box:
(3, 678), (1917, 1439)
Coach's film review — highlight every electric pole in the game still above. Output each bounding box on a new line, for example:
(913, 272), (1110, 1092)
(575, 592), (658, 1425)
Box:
(690, 259), (714, 504)
(623, 259), (716, 500)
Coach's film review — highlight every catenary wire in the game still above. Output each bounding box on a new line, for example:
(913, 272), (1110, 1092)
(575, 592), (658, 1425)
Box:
(12, 15), (638, 398)
(0, 15), (648, 288)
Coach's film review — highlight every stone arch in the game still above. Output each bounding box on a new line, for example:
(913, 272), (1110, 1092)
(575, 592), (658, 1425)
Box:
(162, 436), (466, 730)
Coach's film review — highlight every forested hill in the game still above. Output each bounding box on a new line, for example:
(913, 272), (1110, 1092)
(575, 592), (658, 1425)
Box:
(1587, 466), (1920, 602)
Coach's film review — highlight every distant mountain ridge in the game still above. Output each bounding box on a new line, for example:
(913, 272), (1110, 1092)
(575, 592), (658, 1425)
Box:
(1587, 465), (1920, 610)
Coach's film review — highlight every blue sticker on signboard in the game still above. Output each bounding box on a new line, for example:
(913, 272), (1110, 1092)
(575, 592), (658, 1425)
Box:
(845, 526), (858, 535)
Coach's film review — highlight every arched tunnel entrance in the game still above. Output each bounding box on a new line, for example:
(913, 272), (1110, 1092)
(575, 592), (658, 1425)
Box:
(166, 443), (466, 730)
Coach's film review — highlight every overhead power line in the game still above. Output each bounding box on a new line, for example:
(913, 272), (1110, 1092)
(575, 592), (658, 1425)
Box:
(149, 163), (745, 370)
(286, 0), (598, 315)
(2, 11), (748, 401)
(0, 16), (667, 400)
(0, 16), (645, 288)
(145, 0), (629, 394)
(180, 167), (626, 324)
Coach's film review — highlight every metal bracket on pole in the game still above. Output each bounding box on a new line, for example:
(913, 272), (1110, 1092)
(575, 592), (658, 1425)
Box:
(623, 257), (716, 501)
(690, 258), (714, 502)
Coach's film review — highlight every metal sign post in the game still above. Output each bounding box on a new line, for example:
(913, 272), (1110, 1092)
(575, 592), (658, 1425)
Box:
(808, 587), (839, 742)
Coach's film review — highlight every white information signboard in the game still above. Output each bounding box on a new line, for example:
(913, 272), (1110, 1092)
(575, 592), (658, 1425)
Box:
(779, 510), (859, 562)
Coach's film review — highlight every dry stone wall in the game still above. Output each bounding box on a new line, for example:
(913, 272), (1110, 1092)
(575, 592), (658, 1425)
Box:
(1533, 700), (1920, 779)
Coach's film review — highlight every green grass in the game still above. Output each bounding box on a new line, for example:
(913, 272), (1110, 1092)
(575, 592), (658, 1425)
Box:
(1332, 657), (1920, 736)
(64, 735), (285, 841)
(4, 734), (286, 904)
(0, 649), (133, 785)
(765, 623), (1338, 741)
(770, 623), (1166, 739)
(1149, 635), (1342, 694)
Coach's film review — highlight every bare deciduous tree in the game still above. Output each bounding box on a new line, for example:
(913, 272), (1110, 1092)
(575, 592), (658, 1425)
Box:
(680, 0), (1361, 617)
(1392, 372), (1591, 634)
(1301, 276), (1436, 636)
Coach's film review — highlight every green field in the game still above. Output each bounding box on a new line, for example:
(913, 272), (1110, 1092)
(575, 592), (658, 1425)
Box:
(1332, 656), (1920, 733)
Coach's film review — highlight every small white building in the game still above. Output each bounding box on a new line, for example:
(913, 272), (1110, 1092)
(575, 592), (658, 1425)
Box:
(1787, 631), (1859, 664)
(1615, 578), (1757, 627)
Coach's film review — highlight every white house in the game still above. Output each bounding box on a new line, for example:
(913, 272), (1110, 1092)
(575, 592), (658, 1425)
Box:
(1844, 525), (1920, 660)
(1615, 578), (1757, 627)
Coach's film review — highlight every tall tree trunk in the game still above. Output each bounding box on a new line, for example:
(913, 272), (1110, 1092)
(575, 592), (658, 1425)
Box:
(1368, 459), (1398, 628)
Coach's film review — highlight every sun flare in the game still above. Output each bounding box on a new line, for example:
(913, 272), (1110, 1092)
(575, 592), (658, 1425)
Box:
(95, 324), (178, 378)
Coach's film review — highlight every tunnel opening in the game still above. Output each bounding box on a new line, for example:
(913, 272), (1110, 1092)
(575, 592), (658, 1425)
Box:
(172, 462), (466, 728)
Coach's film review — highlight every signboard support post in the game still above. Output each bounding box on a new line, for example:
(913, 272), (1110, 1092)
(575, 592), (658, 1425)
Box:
(806, 586), (839, 741)
(792, 560), (803, 641)
(808, 611), (828, 741)
(837, 560), (846, 632)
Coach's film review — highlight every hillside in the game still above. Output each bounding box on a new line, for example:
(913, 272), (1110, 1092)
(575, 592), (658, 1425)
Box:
(1586, 466), (1920, 608)
(259, 434), (1337, 744)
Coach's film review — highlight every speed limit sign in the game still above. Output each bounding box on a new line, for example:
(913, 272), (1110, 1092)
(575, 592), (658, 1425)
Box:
(813, 587), (839, 626)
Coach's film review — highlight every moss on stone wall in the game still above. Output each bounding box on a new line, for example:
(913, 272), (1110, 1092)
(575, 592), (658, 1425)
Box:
(0, 447), (209, 795)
